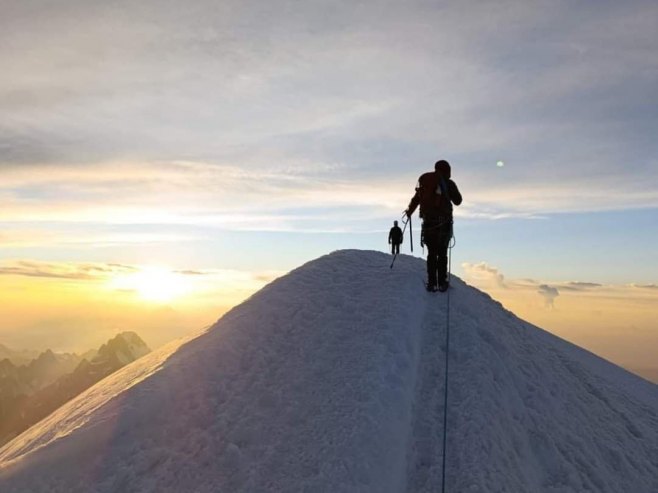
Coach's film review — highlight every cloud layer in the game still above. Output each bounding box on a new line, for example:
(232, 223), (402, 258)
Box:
(461, 261), (658, 310)
(1, 0), (658, 233)
(0, 260), (136, 280)
(460, 259), (658, 369)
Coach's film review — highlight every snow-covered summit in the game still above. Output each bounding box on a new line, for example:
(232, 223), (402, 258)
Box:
(0, 250), (656, 492)
(94, 331), (151, 367)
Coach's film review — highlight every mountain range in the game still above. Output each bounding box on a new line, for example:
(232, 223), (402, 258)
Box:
(0, 332), (150, 447)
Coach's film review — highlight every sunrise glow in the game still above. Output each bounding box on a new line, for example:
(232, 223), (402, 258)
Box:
(110, 266), (191, 303)
(0, 0), (655, 383)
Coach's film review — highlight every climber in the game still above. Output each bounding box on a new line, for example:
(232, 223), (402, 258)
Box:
(388, 220), (403, 255)
(406, 160), (462, 292)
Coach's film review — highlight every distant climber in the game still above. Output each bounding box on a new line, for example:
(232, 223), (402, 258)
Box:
(406, 159), (462, 292)
(388, 220), (403, 255)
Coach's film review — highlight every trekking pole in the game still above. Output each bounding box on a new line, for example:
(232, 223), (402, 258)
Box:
(389, 213), (410, 269)
(389, 253), (398, 269)
(408, 214), (413, 253)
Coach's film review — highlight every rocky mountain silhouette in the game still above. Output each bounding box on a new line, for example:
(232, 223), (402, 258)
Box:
(0, 332), (150, 446)
(0, 345), (41, 367)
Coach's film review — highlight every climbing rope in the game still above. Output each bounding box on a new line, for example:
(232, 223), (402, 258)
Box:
(441, 232), (455, 493)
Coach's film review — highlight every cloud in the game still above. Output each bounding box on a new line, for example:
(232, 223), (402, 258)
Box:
(0, 227), (198, 249)
(171, 269), (282, 284)
(461, 262), (506, 288)
(537, 284), (560, 309)
(0, 161), (415, 233)
(560, 281), (604, 292)
(462, 260), (658, 310)
(1, 0), (657, 228)
(568, 282), (602, 288)
(0, 259), (286, 290)
(252, 271), (282, 283)
(174, 270), (209, 276)
(0, 260), (137, 281)
(459, 260), (658, 372)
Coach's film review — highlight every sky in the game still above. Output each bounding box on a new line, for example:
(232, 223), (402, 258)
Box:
(1, 1), (657, 376)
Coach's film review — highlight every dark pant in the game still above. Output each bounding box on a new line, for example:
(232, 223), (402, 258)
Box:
(422, 221), (452, 287)
(391, 243), (400, 255)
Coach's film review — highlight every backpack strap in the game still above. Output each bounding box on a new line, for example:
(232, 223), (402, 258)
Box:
(441, 177), (453, 203)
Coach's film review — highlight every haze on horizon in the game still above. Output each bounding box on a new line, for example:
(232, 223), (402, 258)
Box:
(0, 1), (656, 379)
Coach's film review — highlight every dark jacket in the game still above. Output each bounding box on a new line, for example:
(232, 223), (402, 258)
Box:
(389, 226), (403, 244)
(407, 170), (462, 221)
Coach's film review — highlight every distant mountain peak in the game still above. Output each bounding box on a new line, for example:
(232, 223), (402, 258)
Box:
(116, 330), (141, 340)
(0, 331), (151, 449)
(0, 358), (16, 373)
(34, 349), (56, 362)
(96, 332), (150, 366)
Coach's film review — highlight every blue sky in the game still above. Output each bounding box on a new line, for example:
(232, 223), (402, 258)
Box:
(1, 1), (657, 366)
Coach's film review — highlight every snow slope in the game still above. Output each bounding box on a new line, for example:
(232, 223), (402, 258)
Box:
(0, 250), (656, 492)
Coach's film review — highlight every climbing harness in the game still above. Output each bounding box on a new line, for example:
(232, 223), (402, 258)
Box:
(441, 232), (455, 493)
(420, 216), (452, 253)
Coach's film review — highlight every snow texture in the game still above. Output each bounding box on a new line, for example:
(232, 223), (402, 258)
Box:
(0, 250), (656, 492)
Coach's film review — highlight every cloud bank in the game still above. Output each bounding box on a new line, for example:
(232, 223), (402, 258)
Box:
(1, 0), (657, 234)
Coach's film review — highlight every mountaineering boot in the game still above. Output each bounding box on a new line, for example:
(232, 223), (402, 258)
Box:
(438, 280), (449, 292)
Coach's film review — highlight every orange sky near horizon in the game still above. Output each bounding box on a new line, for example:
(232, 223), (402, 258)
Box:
(1, 258), (656, 384)
(0, 263), (277, 352)
(461, 265), (658, 376)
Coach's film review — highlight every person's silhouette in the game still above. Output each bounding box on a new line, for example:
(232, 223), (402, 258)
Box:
(388, 220), (403, 255)
(406, 160), (462, 292)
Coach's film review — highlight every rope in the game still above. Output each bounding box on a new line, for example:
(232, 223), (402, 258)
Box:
(441, 232), (454, 493)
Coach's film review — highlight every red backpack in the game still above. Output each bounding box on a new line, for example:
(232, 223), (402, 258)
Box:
(416, 172), (450, 219)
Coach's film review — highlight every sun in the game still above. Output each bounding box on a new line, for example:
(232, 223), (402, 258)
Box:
(133, 267), (188, 302)
(111, 266), (190, 303)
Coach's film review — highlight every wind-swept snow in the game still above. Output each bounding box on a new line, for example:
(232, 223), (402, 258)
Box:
(1, 250), (656, 492)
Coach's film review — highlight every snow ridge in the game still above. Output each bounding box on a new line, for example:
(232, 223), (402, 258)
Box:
(0, 250), (656, 492)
